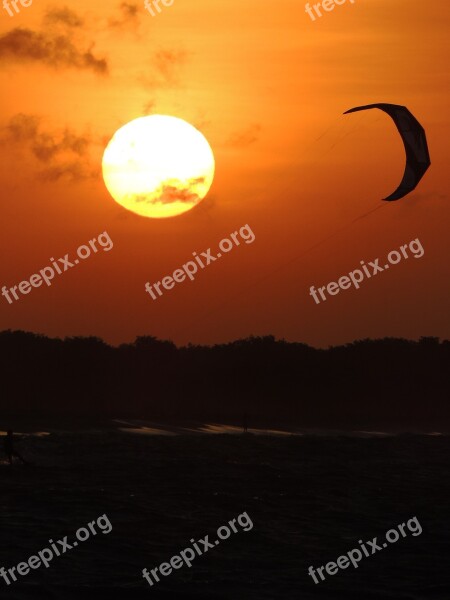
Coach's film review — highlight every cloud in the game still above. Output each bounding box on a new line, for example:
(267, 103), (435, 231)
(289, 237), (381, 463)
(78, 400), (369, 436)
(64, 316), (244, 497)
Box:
(142, 99), (157, 115)
(154, 49), (187, 82)
(5, 114), (90, 160)
(109, 2), (141, 29)
(139, 49), (188, 89)
(134, 187), (199, 205)
(43, 6), (84, 28)
(32, 132), (88, 162)
(226, 124), (262, 148)
(38, 161), (99, 183)
(0, 27), (108, 74)
(5, 113), (40, 142)
(156, 178), (207, 205)
(132, 178), (206, 205)
(157, 185), (200, 205)
(1, 114), (99, 182)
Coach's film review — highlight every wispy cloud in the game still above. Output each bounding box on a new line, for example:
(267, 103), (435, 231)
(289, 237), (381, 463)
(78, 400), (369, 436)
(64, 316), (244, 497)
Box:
(1, 114), (99, 182)
(226, 124), (262, 148)
(142, 99), (157, 115)
(109, 2), (141, 30)
(131, 178), (206, 205)
(43, 6), (84, 28)
(38, 162), (99, 183)
(154, 49), (187, 82)
(0, 25), (108, 74)
(156, 185), (199, 205)
(139, 49), (188, 89)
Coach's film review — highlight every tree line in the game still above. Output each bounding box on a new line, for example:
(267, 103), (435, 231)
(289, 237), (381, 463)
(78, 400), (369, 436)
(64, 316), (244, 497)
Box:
(1, 330), (448, 430)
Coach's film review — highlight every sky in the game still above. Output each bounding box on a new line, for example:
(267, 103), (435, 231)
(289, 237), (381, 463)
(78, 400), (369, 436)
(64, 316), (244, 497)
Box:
(0, 0), (449, 347)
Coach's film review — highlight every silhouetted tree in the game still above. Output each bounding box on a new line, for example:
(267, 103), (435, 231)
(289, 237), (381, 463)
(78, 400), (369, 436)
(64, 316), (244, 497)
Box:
(0, 330), (448, 429)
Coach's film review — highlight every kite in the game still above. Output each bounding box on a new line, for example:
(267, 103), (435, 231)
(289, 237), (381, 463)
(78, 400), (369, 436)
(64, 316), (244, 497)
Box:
(344, 103), (431, 201)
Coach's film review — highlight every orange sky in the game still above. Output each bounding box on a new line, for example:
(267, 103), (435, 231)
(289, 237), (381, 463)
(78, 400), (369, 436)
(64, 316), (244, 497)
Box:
(0, 0), (449, 347)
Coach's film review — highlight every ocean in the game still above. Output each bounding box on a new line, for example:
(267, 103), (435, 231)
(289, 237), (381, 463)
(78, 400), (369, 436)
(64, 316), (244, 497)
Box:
(1, 423), (449, 599)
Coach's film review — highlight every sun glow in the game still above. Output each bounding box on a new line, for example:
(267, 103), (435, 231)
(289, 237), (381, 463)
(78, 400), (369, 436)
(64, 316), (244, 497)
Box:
(102, 115), (215, 218)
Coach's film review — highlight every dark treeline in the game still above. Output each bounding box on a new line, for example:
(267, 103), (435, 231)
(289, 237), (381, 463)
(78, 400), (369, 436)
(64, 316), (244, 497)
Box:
(1, 330), (449, 430)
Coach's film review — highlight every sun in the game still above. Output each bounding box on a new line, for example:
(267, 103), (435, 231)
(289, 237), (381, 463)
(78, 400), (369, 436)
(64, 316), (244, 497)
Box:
(102, 115), (215, 218)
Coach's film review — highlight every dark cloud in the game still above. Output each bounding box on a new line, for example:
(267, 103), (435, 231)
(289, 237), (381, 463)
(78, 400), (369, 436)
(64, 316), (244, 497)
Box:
(226, 124), (262, 148)
(5, 113), (40, 142)
(157, 185), (200, 205)
(5, 114), (90, 161)
(1, 114), (99, 182)
(38, 161), (100, 183)
(0, 27), (108, 74)
(44, 6), (84, 28)
(131, 178), (205, 205)
(109, 2), (141, 29)
(33, 130), (90, 162)
(156, 178), (206, 205)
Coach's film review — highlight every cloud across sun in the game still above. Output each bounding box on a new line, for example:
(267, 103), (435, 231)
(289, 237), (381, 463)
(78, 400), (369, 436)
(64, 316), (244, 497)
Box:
(102, 115), (215, 218)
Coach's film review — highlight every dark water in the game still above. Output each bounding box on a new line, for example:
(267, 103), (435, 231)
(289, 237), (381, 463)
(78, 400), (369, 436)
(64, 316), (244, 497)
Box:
(1, 426), (449, 599)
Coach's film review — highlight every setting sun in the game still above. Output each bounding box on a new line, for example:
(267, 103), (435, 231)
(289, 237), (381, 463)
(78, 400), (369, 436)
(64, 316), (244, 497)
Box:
(102, 115), (215, 219)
